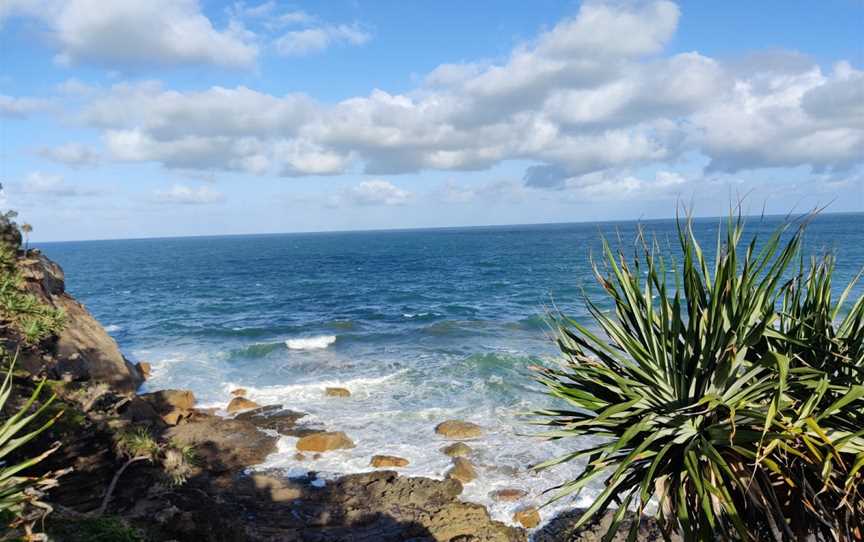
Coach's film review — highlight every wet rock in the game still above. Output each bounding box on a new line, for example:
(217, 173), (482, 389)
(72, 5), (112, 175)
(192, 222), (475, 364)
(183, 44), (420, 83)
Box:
(296, 431), (355, 453)
(166, 417), (277, 472)
(490, 488), (527, 502)
(226, 396), (259, 413)
(324, 387), (351, 397)
(442, 442), (473, 457)
(436, 420), (483, 440)
(514, 507), (541, 529)
(294, 452), (306, 461)
(370, 454), (409, 468)
(234, 405), (313, 437)
(230, 388), (247, 397)
(136, 361), (151, 379)
(447, 457), (477, 484)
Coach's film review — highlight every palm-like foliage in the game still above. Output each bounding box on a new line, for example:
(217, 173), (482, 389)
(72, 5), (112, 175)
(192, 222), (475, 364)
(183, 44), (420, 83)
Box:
(533, 212), (864, 541)
(0, 353), (67, 538)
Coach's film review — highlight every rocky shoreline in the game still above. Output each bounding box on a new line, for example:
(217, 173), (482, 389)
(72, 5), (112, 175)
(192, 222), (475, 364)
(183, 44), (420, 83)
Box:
(5, 244), (665, 541)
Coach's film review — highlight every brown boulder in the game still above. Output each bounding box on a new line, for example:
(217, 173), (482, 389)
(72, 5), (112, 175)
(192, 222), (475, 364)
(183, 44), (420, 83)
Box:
(514, 507), (541, 529)
(441, 442), (473, 457)
(139, 389), (196, 425)
(370, 455), (409, 468)
(296, 431), (355, 453)
(136, 361), (152, 379)
(166, 417), (277, 472)
(446, 457), (477, 484)
(490, 488), (527, 502)
(227, 397), (259, 413)
(324, 387), (350, 397)
(231, 388), (247, 397)
(436, 420), (483, 440)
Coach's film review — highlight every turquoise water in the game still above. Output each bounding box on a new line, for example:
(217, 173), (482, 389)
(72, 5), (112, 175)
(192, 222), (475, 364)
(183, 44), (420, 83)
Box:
(38, 213), (864, 523)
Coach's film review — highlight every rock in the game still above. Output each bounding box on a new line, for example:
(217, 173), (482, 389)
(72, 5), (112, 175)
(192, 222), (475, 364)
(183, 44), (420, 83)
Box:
(230, 388), (247, 397)
(514, 507), (541, 529)
(139, 389), (196, 426)
(490, 488), (527, 502)
(532, 509), (676, 542)
(234, 405), (314, 437)
(370, 455), (409, 468)
(294, 452), (306, 461)
(136, 361), (152, 379)
(18, 254), (143, 392)
(324, 387), (350, 397)
(166, 417), (278, 472)
(141, 389), (196, 411)
(446, 457), (477, 484)
(442, 442), (473, 457)
(117, 396), (162, 425)
(436, 420), (483, 440)
(296, 431), (355, 453)
(226, 396), (259, 413)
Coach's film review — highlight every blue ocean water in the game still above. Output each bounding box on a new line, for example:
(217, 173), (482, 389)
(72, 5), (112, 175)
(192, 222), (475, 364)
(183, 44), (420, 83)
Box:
(38, 213), (864, 522)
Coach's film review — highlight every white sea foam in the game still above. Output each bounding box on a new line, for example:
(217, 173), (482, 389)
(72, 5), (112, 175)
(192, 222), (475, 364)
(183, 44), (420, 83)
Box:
(285, 335), (336, 350)
(105, 324), (122, 332)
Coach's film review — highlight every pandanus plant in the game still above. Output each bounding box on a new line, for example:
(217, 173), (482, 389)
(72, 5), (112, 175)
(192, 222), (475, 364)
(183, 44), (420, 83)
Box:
(533, 210), (864, 541)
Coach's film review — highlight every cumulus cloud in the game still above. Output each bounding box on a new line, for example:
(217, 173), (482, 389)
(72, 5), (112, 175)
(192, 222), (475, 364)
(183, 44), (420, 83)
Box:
(18, 171), (99, 197)
(2, 0), (258, 68)
(39, 143), (100, 167)
(0, 95), (51, 118)
(36, 0), (862, 198)
(153, 184), (224, 205)
(274, 23), (371, 56)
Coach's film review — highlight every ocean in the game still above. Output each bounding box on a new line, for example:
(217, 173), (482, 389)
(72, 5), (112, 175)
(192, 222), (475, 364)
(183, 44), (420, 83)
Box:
(37, 213), (864, 524)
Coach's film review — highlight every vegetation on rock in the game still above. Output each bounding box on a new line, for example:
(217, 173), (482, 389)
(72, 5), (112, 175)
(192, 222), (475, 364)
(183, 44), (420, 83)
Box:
(534, 210), (864, 541)
(0, 244), (65, 346)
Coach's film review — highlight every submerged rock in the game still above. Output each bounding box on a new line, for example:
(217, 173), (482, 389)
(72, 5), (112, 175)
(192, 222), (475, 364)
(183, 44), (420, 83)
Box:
(324, 386), (351, 397)
(230, 388), (247, 397)
(234, 405), (314, 437)
(514, 507), (541, 529)
(447, 457), (477, 484)
(296, 431), (355, 452)
(442, 441), (473, 457)
(226, 396), (259, 413)
(490, 488), (528, 502)
(436, 419), (483, 439)
(370, 454), (409, 468)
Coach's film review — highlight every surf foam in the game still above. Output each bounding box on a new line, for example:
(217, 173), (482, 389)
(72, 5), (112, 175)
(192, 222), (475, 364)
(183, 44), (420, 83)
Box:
(285, 335), (336, 350)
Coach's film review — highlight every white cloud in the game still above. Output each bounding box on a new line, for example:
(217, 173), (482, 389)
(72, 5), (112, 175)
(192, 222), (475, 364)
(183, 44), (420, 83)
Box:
(153, 184), (224, 205)
(337, 180), (412, 206)
(39, 142), (99, 167)
(0, 95), (50, 117)
(275, 23), (371, 56)
(18, 171), (99, 197)
(2, 0), (258, 69)
(48, 0), (861, 200)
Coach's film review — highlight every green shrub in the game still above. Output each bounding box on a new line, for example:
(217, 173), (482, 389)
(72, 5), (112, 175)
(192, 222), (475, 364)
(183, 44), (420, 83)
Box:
(47, 516), (144, 542)
(533, 212), (864, 541)
(0, 244), (65, 345)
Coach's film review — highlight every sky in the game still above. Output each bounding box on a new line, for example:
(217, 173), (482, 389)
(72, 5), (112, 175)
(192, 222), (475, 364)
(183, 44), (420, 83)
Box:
(0, 0), (862, 242)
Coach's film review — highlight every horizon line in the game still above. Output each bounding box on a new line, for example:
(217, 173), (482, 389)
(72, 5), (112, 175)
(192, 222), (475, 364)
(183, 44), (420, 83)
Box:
(33, 209), (864, 245)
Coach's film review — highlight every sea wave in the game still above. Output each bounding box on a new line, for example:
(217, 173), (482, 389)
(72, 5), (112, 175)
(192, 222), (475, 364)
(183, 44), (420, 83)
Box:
(286, 335), (337, 350)
(104, 324), (123, 332)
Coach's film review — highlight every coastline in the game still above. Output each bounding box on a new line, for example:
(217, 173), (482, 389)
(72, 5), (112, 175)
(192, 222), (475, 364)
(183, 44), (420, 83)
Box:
(3, 242), (671, 541)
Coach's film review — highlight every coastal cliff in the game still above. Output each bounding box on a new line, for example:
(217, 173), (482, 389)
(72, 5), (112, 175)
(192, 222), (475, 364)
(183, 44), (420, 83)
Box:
(2, 236), (526, 541)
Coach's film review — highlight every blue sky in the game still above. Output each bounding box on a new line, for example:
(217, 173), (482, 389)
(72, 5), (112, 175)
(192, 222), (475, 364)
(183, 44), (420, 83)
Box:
(1, 0), (862, 241)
